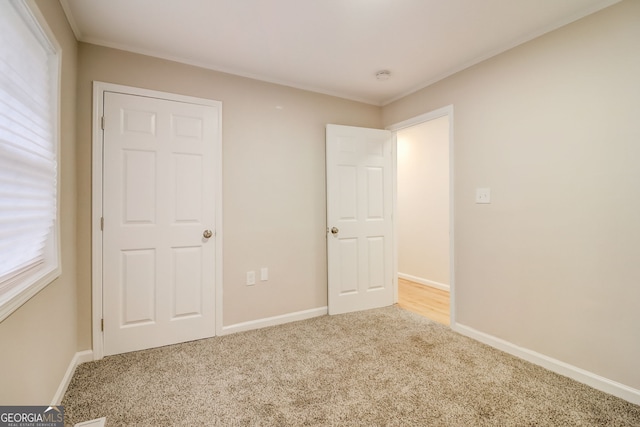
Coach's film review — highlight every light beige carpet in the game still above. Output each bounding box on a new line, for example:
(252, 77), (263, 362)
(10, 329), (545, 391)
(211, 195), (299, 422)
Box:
(63, 306), (640, 426)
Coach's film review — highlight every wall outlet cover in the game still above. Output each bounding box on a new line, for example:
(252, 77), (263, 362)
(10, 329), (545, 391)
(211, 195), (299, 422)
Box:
(246, 271), (256, 286)
(476, 187), (491, 204)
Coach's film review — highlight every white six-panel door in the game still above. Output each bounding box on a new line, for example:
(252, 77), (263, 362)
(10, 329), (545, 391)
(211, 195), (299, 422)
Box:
(102, 92), (218, 355)
(326, 124), (394, 315)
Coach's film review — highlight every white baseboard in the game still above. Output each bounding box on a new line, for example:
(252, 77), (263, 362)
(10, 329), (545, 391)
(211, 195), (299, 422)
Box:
(52, 350), (93, 405)
(453, 323), (640, 405)
(398, 272), (450, 292)
(221, 306), (328, 336)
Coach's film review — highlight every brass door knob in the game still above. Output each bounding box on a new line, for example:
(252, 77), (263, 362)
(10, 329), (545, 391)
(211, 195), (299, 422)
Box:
(203, 229), (213, 239)
(331, 227), (339, 235)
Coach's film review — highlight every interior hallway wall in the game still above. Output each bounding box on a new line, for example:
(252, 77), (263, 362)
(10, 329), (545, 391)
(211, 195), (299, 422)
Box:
(383, 0), (640, 390)
(397, 116), (450, 288)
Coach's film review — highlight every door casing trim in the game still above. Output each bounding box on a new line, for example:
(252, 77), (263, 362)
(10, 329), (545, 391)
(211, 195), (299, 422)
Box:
(91, 81), (224, 359)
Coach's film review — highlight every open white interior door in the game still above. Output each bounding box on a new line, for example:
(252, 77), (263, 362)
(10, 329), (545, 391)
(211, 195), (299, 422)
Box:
(326, 124), (394, 315)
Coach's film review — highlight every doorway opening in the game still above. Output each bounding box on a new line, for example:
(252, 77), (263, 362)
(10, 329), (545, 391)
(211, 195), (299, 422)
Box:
(388, 106), (453, 326)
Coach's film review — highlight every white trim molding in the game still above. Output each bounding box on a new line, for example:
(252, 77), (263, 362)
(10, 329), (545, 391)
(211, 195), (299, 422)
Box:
(221, 307), (328, 336)
(453, 323), (640, 406)
(398, 272), (449, 292)
(52, 350), (93, 405)
(386, 105), (453, 133)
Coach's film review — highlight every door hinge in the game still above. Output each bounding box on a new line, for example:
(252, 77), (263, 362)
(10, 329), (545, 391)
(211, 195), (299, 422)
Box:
(100, 217), (104, 231)
(101, 318), (104, 332)
(101, 116), (105, 130)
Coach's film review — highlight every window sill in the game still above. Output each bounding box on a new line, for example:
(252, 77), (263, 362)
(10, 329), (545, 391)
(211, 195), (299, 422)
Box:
(0, 265), (61, 323)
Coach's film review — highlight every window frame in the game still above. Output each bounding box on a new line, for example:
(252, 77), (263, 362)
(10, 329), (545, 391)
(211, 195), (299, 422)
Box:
(0, 0), (62, 322)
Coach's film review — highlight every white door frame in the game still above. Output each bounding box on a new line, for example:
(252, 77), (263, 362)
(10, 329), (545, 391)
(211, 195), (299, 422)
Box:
(386, 105), (455, 327)
(91, 81), (224, 360)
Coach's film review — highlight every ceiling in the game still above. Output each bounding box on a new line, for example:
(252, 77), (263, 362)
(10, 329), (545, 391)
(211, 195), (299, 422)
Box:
(60, 0), (620, 106)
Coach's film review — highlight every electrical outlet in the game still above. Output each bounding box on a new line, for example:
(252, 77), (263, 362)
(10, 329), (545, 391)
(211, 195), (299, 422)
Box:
(246, 271), (256, 286)
(476, 187), (491, 204)
(260, 267), (268, 281)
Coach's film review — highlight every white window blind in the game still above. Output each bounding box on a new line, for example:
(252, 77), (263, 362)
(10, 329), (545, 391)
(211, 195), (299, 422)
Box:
(0, 0), (59, 318)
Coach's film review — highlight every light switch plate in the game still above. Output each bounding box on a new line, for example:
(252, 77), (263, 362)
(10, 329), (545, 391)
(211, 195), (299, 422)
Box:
(476, 187), (491, 204)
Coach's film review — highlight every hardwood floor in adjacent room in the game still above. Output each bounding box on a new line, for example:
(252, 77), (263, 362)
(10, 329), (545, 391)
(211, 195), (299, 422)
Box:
(397, 278), (450, 326)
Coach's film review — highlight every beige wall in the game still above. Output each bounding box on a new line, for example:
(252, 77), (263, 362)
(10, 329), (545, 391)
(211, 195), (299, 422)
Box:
(397, 116), (450, 286)
(75, 43), (382, 338)
(384, 0), (640, 389)
(0, 0), (78, 404)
